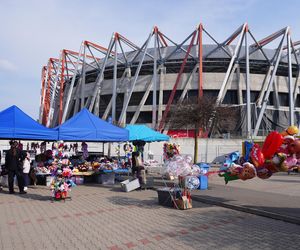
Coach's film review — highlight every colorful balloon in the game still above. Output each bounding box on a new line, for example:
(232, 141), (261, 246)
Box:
(288, 139), (300, 154)
(262, 131), (283, 159)
(250, 144), (265, 167)
(256, 167), (272, 179)
(238, 163), (256, 181)
(219, 172), (239, 184)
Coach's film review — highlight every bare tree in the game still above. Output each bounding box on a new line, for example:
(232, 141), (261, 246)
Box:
(166, 96), (236, 163)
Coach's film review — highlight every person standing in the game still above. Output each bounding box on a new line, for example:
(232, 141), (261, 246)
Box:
(131, 151), (144, 187)
(23, 152), (31, 191)
(5, 141), (26, 194)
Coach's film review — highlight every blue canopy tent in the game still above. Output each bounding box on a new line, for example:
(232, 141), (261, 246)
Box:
(0, 105), (58, 140)
(125, 124), (170, 142)
(56, 108), (129, 142)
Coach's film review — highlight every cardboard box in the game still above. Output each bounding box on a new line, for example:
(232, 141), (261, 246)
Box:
(175, 196), (192, 210)
(97, 173), (115, 185)
(120, 178), (140, 192)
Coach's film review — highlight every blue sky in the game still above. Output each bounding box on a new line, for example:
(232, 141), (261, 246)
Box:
(1, 0), (300, 119)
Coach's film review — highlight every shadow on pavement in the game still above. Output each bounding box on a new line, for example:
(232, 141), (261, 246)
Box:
(266, 179), (300, 183)
(0, 189), (51, 201)
(107, 195), (161, 209)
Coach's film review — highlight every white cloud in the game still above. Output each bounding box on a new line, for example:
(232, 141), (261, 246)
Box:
(0, 59), (17, 72)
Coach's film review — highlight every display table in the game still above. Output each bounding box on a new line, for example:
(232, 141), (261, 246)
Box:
(35, 172), (51, 176)
(72, 171), (95, 176)
(97, 169), (130, 184)
(35, 173), (52, 186)
(100, 169), (129, 174)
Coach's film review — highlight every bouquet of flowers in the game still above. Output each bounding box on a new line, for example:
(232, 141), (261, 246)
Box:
(163, 143), (180, 160)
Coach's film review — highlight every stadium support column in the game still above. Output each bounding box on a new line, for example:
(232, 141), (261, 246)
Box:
(80, 44), (87, 110)
(58, 51), (66, 125)
(152, 27), (158, 129)
(287, 32), (295, 126)
(122, 68), (131, 125)
(112, 33), (118, 124)
(217, 24), (246, 103)
(89, 36), (114, 113)
(158, 66), (165, 125)
(47, 54), (62, 127)
(158, 30), (197, 131)
(62, 42), (84, 123)
(198, 23), (203, 99)
(245, 26), (251, 138)
(118, 30), (152, 125)
(39, 66), (47, 123)
(236, 65), (242, 105)
(253, 28), (288, 137)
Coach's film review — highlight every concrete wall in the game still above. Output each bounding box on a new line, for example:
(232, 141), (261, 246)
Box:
(0, 138), (243, 165)
(80, 72), (292, 98)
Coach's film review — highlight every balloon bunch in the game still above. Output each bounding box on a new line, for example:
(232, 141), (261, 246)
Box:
(163, 143), (180, 160)
(219, 126), (299, 184)
(164, 155), (202, 178)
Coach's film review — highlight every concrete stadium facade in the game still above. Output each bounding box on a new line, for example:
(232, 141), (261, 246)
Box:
(39, 24), (300, 138)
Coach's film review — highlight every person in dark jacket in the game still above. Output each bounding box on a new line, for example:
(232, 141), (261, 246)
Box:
(5, 140), (26, 194)
(131, 151), (144, 187)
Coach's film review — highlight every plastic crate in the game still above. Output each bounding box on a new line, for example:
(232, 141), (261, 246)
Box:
(97, 173), (115, 185)
(120, 178), (140, 192)
(46, 176), (54, 187)
(157, 188), (181, 207)
(75, 176), (84, 185)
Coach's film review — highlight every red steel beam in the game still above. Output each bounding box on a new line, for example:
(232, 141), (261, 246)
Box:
(158, 31), (197, 131)
(84, 40), (109, 52)
(158, 31), (168, 47)
(63, 49), (101, 61)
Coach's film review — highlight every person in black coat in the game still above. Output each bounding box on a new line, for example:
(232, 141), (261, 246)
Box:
(5, 140), (26, 194)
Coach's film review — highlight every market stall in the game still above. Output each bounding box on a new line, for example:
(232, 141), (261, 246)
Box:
(56, 108), (128, 142)
(52, 108), (130, 185)
(122, 125), (170, 190)
(125, 124), (170, 142)
(0, 105), (58, 140)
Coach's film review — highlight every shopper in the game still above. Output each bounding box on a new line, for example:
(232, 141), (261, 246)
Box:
(131, 151), (144, 187)
(5, 141), (26, 194)
(23, 152), (31, 191)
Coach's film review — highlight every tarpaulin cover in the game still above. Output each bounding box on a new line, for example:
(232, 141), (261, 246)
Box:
(125, 124), (170, 142)
(0, 105), (58, 140)
(56, 108), (128, 142)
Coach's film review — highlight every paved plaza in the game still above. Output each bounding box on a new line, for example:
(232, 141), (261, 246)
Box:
(0, 183), (300, 250)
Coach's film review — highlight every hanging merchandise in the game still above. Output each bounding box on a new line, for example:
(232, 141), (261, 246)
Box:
(81, 142), (89, 160)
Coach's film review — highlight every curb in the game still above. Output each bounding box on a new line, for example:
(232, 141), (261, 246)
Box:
(152, 183), (300, 226)
(192, 195), (300, 226)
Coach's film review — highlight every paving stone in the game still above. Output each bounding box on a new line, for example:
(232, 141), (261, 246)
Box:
(0, 185), (300, 250)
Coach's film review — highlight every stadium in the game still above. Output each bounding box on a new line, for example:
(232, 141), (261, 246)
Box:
(39, 24), (300, 138)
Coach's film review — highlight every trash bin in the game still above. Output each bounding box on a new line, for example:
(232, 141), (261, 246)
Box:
(198, 175), (208, 190)
(196, 163), (210, 174)
(196, 163), (210, 190)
